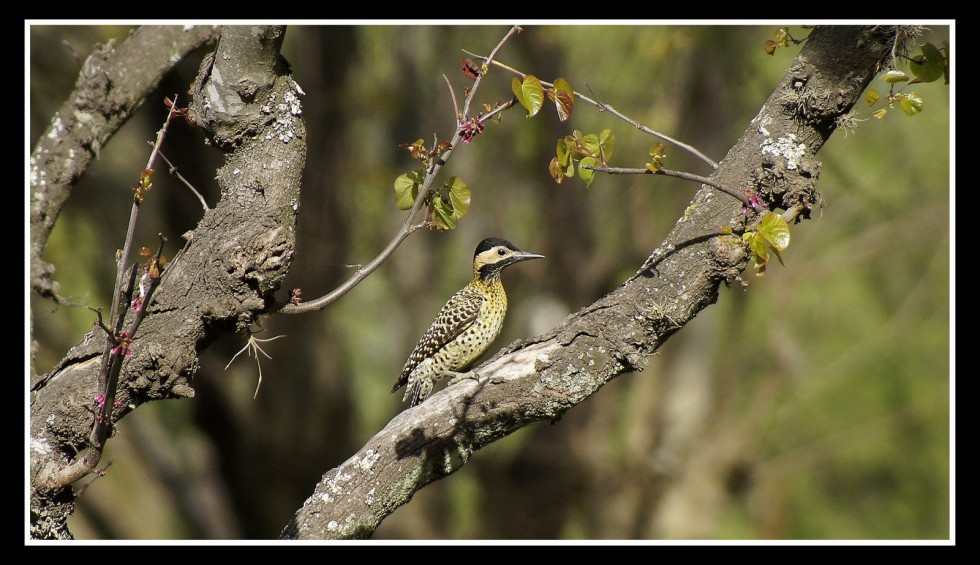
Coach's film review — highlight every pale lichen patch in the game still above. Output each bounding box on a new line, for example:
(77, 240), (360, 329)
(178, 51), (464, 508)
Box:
(262, 89), (302, 144)
(358, 449), (380, 472)
(761, 133), (806, 170)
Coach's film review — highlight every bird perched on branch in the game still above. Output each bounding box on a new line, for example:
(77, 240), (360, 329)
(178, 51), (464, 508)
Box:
(392, 237), (544, 407)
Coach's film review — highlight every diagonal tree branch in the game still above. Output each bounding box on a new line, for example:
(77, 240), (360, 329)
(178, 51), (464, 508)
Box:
(281, 25), (897, 540)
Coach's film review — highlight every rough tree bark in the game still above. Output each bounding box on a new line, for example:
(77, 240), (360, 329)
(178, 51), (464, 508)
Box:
(280, 25), (896, 540)
(29, 25), (305, 539)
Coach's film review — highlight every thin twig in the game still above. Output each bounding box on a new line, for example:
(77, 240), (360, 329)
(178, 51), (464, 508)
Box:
(107, 95), (180, 333)
(38, 99), (182, 492)
(443, 74), (460, 122)
(581, 164), (751, 207)
(158, 149), (210, 211)
(462, 51), (718, 170)
(279, 26), (523, 315)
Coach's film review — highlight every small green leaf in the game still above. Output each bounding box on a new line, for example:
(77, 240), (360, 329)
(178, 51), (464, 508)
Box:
(743, 231), (769, 276)
(743, 231), (768, 263)
(446, 177), (470, 219)
(882, 69), (909, 84)
(551, 77), (574, 122)
(556, 138), (570, 168)
(579, 156), (597, 187)
(431, 198), (456, 230)
(394, 171), (422, 210)
(719, 225), (733, 235)
(872, 108), (888, 119)
(512, 75), (544, 117)
(581, 133), (600, 158)
(909, 42), (945, 84)
(865, 88), (880, 105)
(898, 92), (923, 116)
(597, 129), (615, 164)
(757, 212), (790, 251)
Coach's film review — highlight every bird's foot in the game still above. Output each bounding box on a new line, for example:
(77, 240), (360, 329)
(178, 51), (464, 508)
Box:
(447, 370), (481, 386)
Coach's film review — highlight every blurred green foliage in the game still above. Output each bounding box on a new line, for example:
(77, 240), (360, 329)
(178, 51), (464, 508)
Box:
(29, 24), (949, 540)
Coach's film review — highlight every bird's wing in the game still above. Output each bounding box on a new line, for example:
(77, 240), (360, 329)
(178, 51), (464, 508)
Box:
(391, 285), (484, 392)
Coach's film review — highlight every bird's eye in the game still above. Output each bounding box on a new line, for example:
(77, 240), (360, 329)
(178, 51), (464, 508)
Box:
(497, 248), (506, 256)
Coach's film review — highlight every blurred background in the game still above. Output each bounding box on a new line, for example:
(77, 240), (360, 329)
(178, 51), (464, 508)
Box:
(29, 25), (950, 540)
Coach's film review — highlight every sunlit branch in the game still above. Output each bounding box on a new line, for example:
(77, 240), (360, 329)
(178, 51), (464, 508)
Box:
(462, 50), (718, 169)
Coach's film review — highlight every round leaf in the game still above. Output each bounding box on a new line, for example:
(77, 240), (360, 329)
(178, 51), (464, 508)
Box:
(551, 77), (574, 122)
(909, 42), (945, 84)
(581, 133), (600, 158)
(431, 198), (456, 230)
(447, 177), (470, 219)
(743, 231), (769, 264)
(865, 88), (880, 106)
(898, 92), (923, 116)
(757, 212), (790, 251)
(556, 138), (570, 167)
(394, 172), (420, 210)
(598, 129), (615, 164)
(512, 75), (544, 117)
(579, 156), (597, 188)
(882, 70), (909, 84)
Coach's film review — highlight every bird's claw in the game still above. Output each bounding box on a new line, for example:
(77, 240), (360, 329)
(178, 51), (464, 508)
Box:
(448, 370), (481, 386)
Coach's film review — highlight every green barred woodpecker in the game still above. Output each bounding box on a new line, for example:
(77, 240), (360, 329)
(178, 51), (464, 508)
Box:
(392, 237), (544, 407)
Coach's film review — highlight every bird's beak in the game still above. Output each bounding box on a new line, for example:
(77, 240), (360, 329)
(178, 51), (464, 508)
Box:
(509, 251), (544, 265)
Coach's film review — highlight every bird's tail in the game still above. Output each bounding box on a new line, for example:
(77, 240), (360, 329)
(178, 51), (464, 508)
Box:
(405, 379), (432, 407)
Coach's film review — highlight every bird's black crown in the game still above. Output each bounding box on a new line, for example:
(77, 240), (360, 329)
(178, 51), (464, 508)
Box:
(474, 237), (518, 257)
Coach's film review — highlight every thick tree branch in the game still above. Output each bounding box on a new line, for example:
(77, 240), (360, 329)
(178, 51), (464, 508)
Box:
(29, 25), (218, 302)
(282, 25), (896, 540)
(30, 25), (304, 539)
